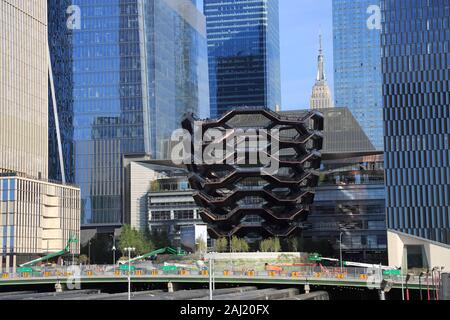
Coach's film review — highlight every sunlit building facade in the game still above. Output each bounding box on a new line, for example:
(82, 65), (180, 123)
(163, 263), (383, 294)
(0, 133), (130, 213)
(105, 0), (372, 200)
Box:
(0, 172), (80, 273)
(0, 1), (48, 178)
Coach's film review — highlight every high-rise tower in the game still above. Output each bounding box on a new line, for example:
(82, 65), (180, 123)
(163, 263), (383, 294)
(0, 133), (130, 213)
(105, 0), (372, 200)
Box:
(0, 1), (81, 273)
(0, 1), (48, 178)
(382, 0), (450, 245)
(310, 35), (333, 110)
(333, 0), (383, 150)
(204, 0), (281, 118)
(48, 0), (209, 226)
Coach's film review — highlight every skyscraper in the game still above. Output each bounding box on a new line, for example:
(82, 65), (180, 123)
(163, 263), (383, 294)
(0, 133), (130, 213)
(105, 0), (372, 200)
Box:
(0, 1), (48, 178)
(48, 0), (209, 227)
(382, 0), (450, 245)
(333, 0), (383, 150)
(0, 1), (81, 273)
(204, 0), (281, 118)
(48, 0), (74, 184)
(310, 35), (334, 110)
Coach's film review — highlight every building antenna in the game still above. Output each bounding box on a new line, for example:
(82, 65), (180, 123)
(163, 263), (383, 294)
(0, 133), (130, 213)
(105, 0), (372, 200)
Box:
(48, 44), (66, 184)
(319, 26), (323, 54)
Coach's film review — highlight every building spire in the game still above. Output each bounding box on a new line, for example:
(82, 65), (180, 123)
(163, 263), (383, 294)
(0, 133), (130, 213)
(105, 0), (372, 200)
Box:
(317, 33), (326, 82)
(310, 32), (333, 110)
(319, 33), (323, 54)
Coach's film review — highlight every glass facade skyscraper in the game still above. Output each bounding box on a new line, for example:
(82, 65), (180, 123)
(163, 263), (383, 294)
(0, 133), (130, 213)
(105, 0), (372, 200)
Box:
(48, 0), (75, 184)
(333, 0), (384, 150)
(48, 0), (209, 226)
(204, 0), (281, 118)
(382, 0), (450, 245)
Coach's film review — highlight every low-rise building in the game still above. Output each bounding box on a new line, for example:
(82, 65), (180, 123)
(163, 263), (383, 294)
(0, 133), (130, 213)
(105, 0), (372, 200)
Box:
(148, 174), (203, 246)
(304, 152), (387, 263)
(124, 159), (204, 247)
(387, 230), (450, 272)
(0, 171), (80, 273)
(283, 108), (386, 263)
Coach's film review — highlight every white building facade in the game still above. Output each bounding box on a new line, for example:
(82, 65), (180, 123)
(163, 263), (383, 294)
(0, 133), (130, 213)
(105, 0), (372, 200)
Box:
(0, 173), (80, 273)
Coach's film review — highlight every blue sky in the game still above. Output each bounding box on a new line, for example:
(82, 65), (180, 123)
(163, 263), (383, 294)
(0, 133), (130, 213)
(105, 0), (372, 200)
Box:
(280, 0), (333, 110)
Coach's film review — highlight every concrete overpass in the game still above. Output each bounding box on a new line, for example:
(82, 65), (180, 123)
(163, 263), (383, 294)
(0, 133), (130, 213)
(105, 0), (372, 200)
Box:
(0, 271), (433, 291)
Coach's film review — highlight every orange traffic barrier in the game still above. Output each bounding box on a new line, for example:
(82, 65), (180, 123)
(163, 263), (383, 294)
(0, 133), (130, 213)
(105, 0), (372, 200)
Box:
(360, 274), (369, 280)
(179, 269), (188, 276)
(314, 272), (321, 278)
(151, 270), (159, 276)
(114, 271), (121, 276)
(201, 270), (209, 276)
(268, 271), (277, 277)
(223, 270), (231, 276)
(336, 273), (345, 279)
(2, 273), (9, 279)
(44, 272), (52, 277)
(247, 271), (256, 277)
(22, 272), (30, 278)
(291, 272), (300, 278)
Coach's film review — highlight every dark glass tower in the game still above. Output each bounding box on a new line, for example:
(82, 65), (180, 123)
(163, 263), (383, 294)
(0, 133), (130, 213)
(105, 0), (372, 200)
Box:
(48, 0), (75, 184)
(382, 0), (450, 244)
(48, 0), (209, 226)
(204, 0), (281, 118)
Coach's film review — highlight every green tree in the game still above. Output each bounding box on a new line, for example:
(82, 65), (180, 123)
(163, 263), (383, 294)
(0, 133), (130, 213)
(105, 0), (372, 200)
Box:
(259, 238), (281, 252)
(136, 229), (154, 254)
(119, 225), (154, 256)
(272, 238), (281, 252)
(231, 236), (241, 252)
(150, 229), (171, 248)
(283, 237), (300, 252)
(196, 236), (207, 253)
(214, 237), (228, 253)
(260, 239), (271, 252)
(229, 237), (249, 253)
(239, 238), (249, 252)
(78, 254), (89, 264)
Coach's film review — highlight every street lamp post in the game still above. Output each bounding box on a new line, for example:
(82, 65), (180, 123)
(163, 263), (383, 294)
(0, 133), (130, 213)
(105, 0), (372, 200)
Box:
(400, 268), (405, 301)
(339, 232), (344, 272)
(125, 247), (136, 301)
(212, 252), (215, 292)
(209, 255), (213, 301)
(419, 272), (425, 301)
(112, 246), (116, 268)
(110, 234), (116, 267)
(72, 244), (75, 266)
(228, 232), (234, 271)
(88, 240), (91, 265)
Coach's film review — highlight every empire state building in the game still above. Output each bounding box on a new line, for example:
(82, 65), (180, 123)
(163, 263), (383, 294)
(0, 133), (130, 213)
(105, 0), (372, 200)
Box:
(310, 35), (334, 110)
